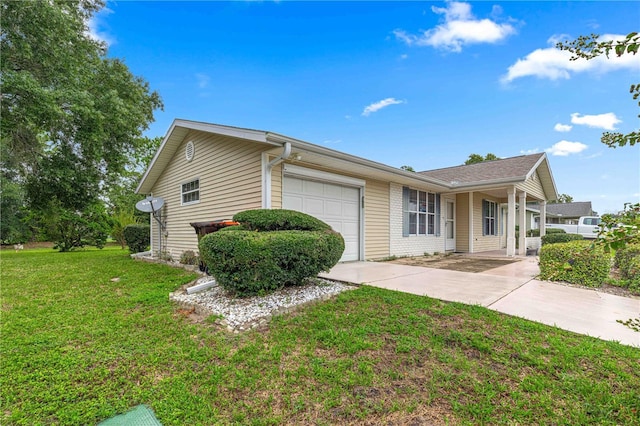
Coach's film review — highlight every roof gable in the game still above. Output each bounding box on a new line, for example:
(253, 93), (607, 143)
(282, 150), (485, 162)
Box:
(546, 202), (594, 217)
(418, 153), (545, 185)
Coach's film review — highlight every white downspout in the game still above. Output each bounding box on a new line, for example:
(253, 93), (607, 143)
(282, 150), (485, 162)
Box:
(263, 142), (291, 209)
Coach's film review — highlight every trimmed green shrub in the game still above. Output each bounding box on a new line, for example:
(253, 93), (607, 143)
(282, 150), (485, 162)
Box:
(545, 228), (567, 234)
(539, 240), (611, 287)
(541, 233), (584, 245)
(124, 224), (150, 254)
(527, 229), (540, 237)
(233, 209), (331, 232)
(199, 229), (344, 297)
(614, 243), (640, 289)
(216, 225), (246, 232)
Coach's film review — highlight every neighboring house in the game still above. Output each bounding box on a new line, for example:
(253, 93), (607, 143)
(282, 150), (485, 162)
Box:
(136, 120), (558, 261)
(544, 202), (596, 224)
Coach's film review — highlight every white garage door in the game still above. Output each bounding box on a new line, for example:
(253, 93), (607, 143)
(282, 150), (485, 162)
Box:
(283, 176), (361, 262)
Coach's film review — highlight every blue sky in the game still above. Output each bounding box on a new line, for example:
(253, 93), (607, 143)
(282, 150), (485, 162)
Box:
(92, 1), (639, 214)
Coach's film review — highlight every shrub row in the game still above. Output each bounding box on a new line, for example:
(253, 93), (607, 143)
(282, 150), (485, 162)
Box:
(545, 228), (567, 234)
(539, 240), (611, 287)
(614, 243), (640, 290)
(541, 232), (583, 245)
(124, 224), (150, 254)
(199, 229), (344, 297)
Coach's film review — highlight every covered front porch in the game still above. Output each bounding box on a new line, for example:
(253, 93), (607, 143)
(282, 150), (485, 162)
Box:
(450, 187), (550, 258)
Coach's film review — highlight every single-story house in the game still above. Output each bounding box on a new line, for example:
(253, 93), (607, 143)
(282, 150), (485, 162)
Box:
(136, 120), (558, 261)
(544, 201), (596, 224)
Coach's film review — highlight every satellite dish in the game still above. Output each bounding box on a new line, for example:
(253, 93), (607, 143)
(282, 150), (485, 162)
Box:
(136, 196), (165, 213)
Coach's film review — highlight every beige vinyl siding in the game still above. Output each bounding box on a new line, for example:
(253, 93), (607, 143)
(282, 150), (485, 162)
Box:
(276, 162), (390, 259)
(472, 193), (501, 252)
(271, 161), (283, 209)
(149, 130), (266, 257)
(455, 193), (470, 252)
(364, 179), (390, 259)
(516, 170), (547, 200)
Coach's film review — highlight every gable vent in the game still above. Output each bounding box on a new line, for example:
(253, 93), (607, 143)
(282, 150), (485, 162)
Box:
(185, 141), (195, 162)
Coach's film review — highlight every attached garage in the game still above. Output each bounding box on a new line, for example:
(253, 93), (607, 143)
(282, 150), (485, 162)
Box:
(282, 165), (364, 262)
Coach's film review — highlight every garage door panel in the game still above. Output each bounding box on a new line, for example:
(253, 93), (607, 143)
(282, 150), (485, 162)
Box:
(324, 184), (342, 198)
(304, 180), (324, 197)
(283, 175), (361, 262)
(283, 194), (303, 211)
(342, 186), (359, 200)
(341, 221), (359, 237)
(325, 200), (343, 217)
(304, 198), (325, 216)
(342, 201), (359, 217)
(286, 177), (304, 193)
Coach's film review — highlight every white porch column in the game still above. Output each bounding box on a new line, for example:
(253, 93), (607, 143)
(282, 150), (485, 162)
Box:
(518, 191), (527, 255)
(507, 187), (516, 257)
(540, 200), (547, 237)
(468, 192), (474, 253)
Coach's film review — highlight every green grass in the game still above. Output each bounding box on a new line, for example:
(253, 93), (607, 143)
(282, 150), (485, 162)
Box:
(2, 247), (639, 425)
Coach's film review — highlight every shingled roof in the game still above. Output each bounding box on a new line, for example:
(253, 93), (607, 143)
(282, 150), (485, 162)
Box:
(545, 201), (594, 217)
(418, 153), (545, 186)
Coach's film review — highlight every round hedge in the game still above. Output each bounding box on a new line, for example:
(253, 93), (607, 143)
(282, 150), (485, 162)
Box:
(233, 209), (331, 232)
(539, 240), (611, 287)
(199, 229), (344, 297)
(123, 224), (150, 254)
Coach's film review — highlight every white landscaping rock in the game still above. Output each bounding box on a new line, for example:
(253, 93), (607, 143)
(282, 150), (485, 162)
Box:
(170, 278), (355, 332)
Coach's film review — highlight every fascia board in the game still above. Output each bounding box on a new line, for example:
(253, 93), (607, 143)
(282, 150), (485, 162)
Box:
(270, 134), (451, 191)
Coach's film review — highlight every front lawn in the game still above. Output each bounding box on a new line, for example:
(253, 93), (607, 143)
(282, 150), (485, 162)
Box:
(2, 247), (639, 425)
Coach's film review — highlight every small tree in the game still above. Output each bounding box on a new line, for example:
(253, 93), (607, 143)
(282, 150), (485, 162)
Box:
(549, 194), (574, 204)
(111, 209), (139, 249)
(41, 201), (111, 252)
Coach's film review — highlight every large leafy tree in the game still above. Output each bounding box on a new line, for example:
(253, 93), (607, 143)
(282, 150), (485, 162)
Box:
(1, 0), (162, 249)
(556, 32), (639, 148)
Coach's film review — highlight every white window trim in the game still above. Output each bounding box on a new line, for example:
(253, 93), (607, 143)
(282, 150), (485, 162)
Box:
(180, 178), (200, 206)
(404, 188), (436, 237)
(483, 199), (498, 236)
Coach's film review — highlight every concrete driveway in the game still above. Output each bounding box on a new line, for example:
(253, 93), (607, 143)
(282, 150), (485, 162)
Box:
(320, 258), (640, 348)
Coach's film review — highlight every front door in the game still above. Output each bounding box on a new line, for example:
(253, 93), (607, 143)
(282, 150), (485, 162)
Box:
(445, 200), (455, 251)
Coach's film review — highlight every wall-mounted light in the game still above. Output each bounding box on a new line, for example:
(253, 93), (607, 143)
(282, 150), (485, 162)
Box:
(291, 153), (303, 161)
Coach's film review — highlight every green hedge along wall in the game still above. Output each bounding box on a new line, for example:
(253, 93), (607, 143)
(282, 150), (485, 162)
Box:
(539, 240), (611, 287)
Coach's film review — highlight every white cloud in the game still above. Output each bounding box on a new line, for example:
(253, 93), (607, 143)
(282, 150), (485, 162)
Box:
(502, 34), (640, 83)
(570, 112), (621, 130)
(362, 98), (405, 116)
(394, 1), (516, 53)
(86, 8), (115, 47)
(520, 148), (540, 155)
(554, 123), (573, 132)
(195, 73), (210, 89)
(545, 140), (588, 156)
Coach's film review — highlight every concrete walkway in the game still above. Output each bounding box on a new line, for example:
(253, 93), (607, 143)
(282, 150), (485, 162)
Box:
(320, 258), (640, 348)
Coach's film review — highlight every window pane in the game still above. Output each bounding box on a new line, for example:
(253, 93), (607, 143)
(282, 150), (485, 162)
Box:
(409, 212), (417, 234)
(428, 193), (435, 213)
(447, 220), (454, 238)
(419, 191), (427, 212)
(428, 214), (435, 235)
(418, 213), (426, 234)
(409, 190), (417, 212)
